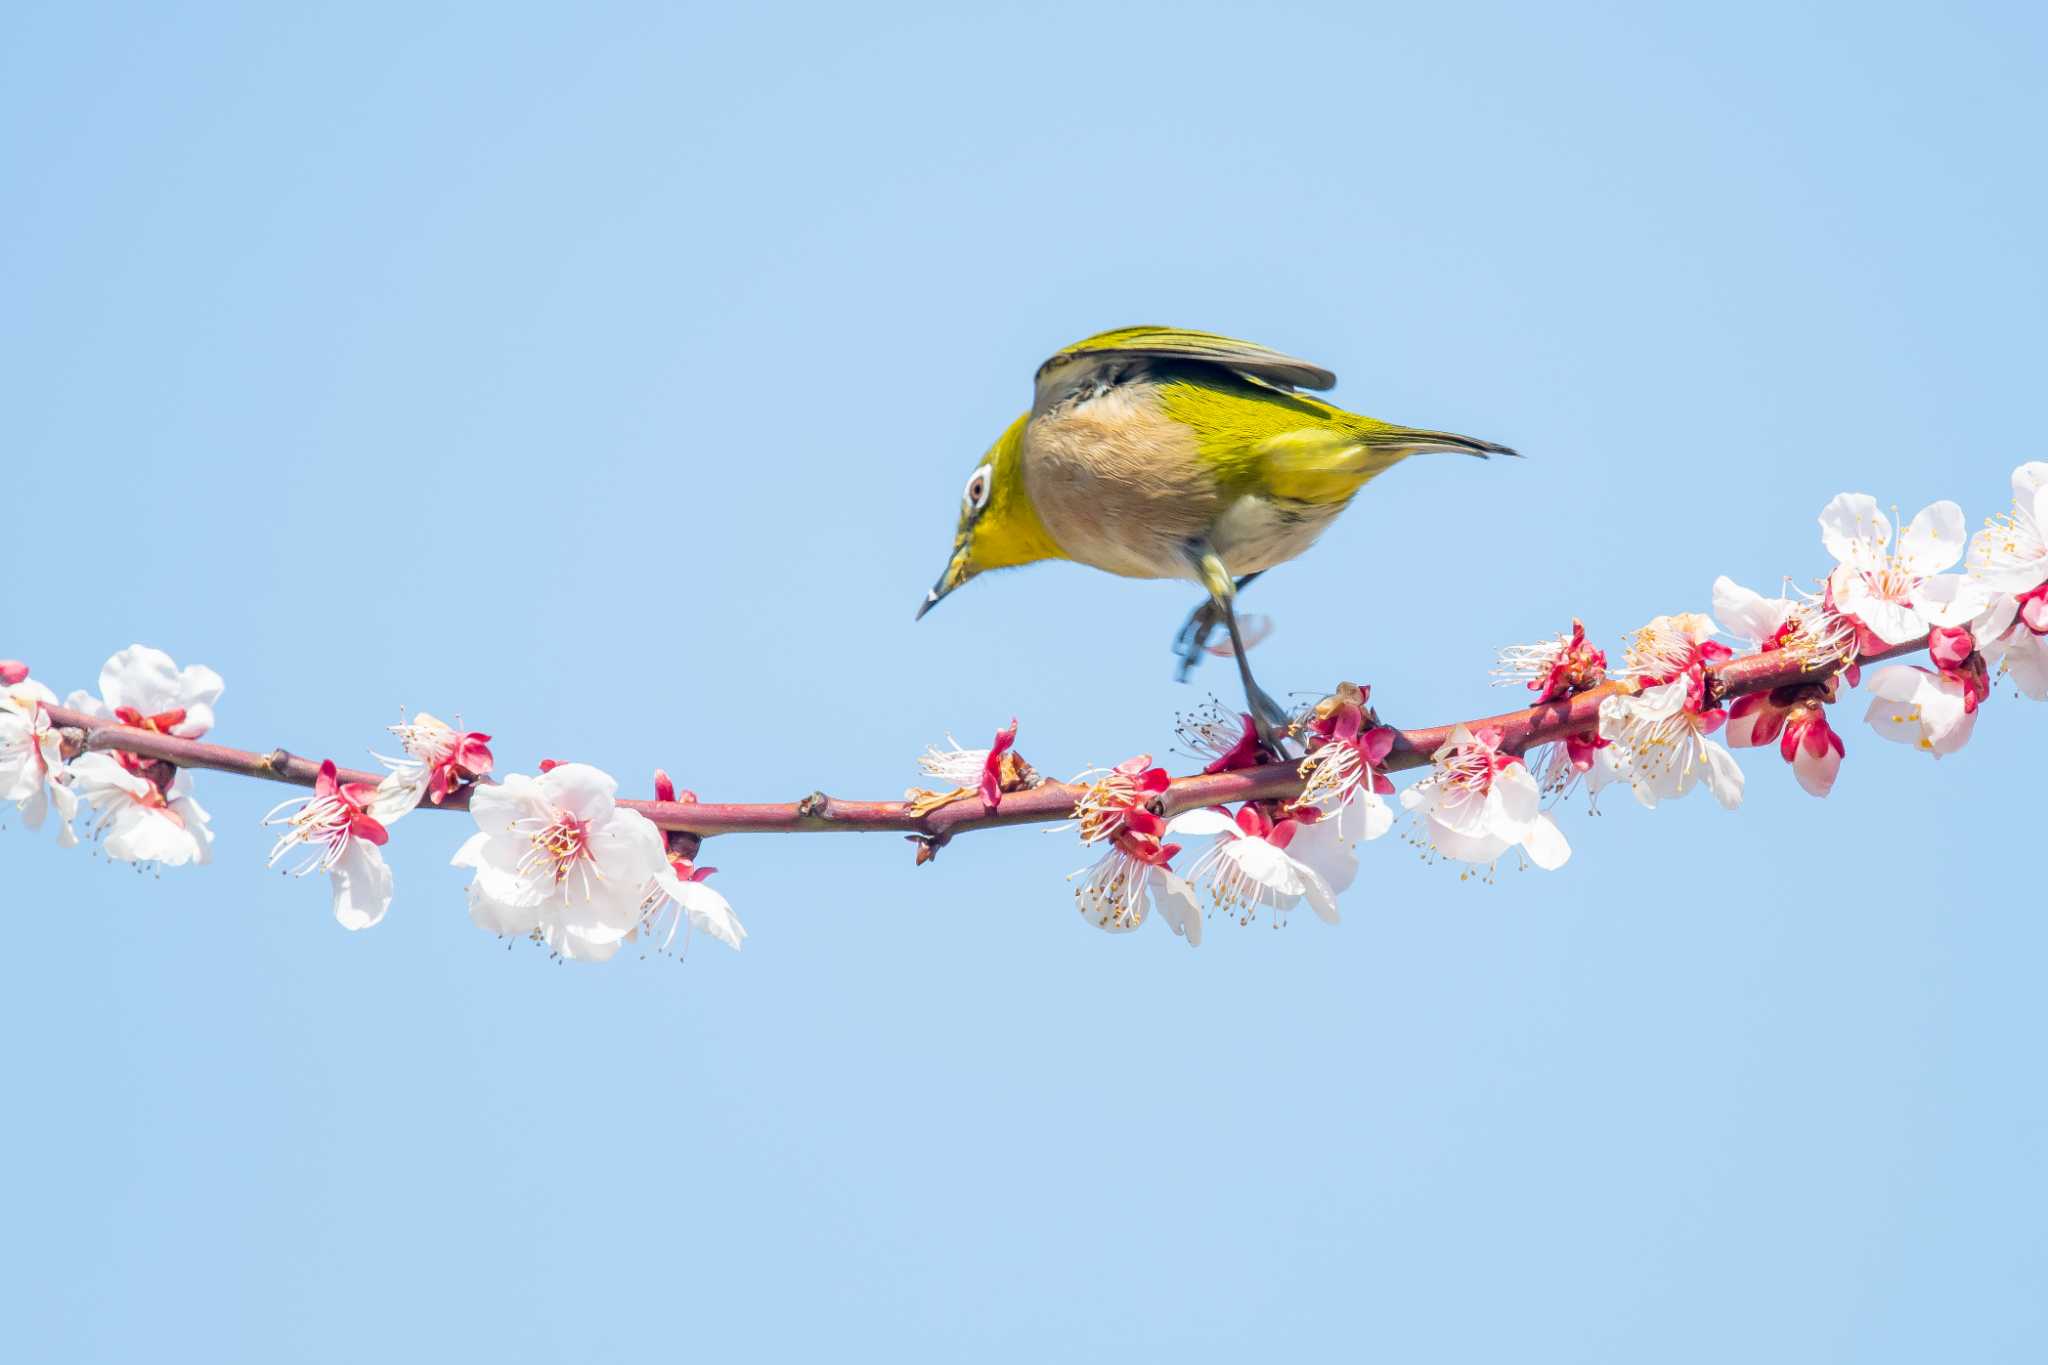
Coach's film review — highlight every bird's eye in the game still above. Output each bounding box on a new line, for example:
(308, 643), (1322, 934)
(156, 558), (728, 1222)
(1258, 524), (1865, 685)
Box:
(964, 464), (993, 513)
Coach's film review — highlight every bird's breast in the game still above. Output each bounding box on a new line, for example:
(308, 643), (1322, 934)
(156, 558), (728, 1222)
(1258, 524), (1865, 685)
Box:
(1020, 383), (1220, 580)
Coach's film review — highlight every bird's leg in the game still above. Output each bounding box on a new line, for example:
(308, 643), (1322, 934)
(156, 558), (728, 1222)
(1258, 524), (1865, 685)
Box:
(1189, 550), (1290, 750)
(1172, 570), (1264, 681)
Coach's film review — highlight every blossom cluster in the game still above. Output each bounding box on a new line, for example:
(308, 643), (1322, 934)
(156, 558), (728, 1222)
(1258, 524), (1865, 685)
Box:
(5, 463), (2044, 960)
(1036, 463), (2048, 944)
(3, 648), (742, 962)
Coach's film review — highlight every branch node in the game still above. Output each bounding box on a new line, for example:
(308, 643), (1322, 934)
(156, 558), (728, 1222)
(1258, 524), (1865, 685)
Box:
(262, 748), (294, 776)
(796, 791), (830, 821)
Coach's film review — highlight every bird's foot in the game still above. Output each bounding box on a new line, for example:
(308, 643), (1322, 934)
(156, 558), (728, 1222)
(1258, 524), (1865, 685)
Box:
(1245, 682), (1295, 756)
(1172, 599), (1228, 681)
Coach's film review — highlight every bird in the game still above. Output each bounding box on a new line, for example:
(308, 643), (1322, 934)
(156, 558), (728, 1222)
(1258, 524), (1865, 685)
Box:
(915, 326), (1516, 745)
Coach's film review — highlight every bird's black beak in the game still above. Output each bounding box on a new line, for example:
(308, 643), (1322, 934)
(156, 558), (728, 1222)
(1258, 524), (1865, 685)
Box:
(915, 546), (970, 620)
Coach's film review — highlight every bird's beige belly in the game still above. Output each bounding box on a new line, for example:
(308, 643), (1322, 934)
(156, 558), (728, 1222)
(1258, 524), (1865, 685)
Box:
(1205, 494), (1343, 575)
(1021, 388), (1341, 580)
(1021, 386), (1218, 580)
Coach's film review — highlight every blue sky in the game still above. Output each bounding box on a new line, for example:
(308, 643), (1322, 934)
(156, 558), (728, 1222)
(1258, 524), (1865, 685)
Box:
(4, 2), (2045, 1360)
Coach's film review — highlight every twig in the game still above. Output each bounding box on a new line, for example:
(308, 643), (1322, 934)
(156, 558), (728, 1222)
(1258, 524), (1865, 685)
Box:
(45, 635), (1925, 845)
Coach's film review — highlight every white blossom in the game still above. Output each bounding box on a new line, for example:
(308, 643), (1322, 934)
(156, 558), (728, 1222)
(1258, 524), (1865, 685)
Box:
(452, 763), (669, 962)
(1165, 803), (1358, 925)
(1985, 627), (2048, 700)
(1819, 494), (1967, 646)
(0, 677), (79, 845)
(1863, 664), (1977, 756)
(68, 753), (214, 866)
(369, 712), (492, 820)
(1594, 682), (1745, 810)
(1968, 462), (2048, 593)
(635, 857), (747, 954)
(263, 761), (395, 931)
(1399, 724), (1570, 869)
(64, 644), (224, 738)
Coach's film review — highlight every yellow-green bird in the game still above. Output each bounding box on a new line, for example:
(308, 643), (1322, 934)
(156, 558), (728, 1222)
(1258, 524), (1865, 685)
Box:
(917, 326), (1516, 741)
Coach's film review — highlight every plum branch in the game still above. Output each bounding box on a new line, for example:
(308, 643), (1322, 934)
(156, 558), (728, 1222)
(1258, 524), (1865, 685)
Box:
(43, 633), (1926, 855)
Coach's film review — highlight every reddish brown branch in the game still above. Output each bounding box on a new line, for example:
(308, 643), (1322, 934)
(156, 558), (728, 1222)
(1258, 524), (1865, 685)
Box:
(45, 635), (1927, 847)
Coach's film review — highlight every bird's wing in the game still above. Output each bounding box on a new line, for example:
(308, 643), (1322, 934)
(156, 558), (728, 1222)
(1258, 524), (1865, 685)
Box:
(1032, 327), (1337, 415)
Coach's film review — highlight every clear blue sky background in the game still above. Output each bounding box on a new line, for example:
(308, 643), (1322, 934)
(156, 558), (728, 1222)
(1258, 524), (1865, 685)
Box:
(4, 3), (2044, 1360)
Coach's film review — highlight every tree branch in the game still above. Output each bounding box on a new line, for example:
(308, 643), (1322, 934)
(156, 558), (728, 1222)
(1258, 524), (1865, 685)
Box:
(44, 633), (1929, 850)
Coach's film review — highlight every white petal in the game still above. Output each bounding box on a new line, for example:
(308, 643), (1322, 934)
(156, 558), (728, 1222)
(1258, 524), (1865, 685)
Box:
(1865, 664), (1927, 704)
(669, 878), (747, 951)
(1933, 705), (1977, 756)
(1791, 740), (1842, 798)
(331, 841), (395, 931)
(68, 751), (151, 801)
(468, 882), (541, 939)
(1711, 576), (1789, 645)
(1848, 592), (1927, 647)
(1970, 592), (2019, 647)
(546, 921), (625, 962)
(1297, 863), (1341, 924)
(1428, 818), (1514, 864)
(1223, 838), (1307, 900)
(367, 770), (427, 824)
(537, 763), (619, 822)
(1490, 763), (1541, 834)
(1863, 695), (1931, 749)
(1819, 493), (1888, 570)
(1, 678), (58, 712)
(64, 687), (109, 720)
(1288, 818), (1359, 896)
(1146, 870), (1203, 947)
(1430, 782), (1495, 838)
(1355, 792), (1393, 842)
(2015, 461), (2048, 506)
(450, 830), (489, 870)
(1993, 630), (2048, 700)
(1701, 742), (1745, 810)
(1909, 573), (1993, 629)
(1896, 500), (1965, 576)
(105, 807), (202, 866)
(1520, 812), (1571, 870)
(589, 808), (670, 884)
(97, 645), (177, 713)
(468, 774), (545, 830)
(1162, 807), (1239, 838)
(168, 791), (213, 865)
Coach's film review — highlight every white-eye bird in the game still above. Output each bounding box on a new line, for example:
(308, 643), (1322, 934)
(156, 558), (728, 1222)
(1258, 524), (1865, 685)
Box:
(917, 327), (1516, 742)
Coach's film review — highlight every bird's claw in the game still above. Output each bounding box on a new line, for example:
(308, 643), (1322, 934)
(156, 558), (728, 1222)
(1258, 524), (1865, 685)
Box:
(1172, 599), (1227, 680)
(1246, 683), (1294, 754)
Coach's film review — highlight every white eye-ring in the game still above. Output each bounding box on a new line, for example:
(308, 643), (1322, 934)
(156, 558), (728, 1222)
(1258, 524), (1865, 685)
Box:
(964, 463), (993, 513)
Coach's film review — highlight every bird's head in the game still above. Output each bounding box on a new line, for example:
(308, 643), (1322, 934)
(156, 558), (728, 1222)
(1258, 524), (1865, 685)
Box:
(916, 414), (1062, 619)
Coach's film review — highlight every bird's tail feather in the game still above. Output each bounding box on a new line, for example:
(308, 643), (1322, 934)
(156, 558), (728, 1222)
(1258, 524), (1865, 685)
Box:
(1368, 426), (1521, 459)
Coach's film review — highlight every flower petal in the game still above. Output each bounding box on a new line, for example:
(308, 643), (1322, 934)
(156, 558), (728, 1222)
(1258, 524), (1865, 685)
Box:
(1521, 812), (1571, 870)
(1819, 493), (1888, 571)
(331, 841), (395, 931)
(668, 877), (747, 950)
(1146, 869), (1203, 946)
(538, 763), (619, 822)
(1163, 807), (1239, 839)
(1711, 576), (1789, 645)
(1897, 500), (1966, 576)
(1701, 742), (1745, 810)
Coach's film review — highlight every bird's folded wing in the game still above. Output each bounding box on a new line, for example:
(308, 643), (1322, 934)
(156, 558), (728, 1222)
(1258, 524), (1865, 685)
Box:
(1032, 326), (1337, 415)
